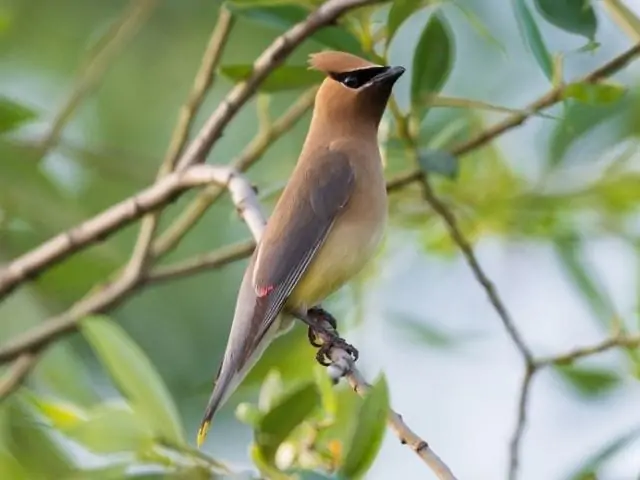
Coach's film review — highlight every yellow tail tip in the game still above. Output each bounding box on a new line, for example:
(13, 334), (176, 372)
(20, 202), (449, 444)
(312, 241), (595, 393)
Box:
(196, 420), (211, 448)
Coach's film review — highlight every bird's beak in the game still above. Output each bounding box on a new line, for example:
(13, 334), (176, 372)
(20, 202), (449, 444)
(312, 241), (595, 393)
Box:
(372, 65), (405, 86)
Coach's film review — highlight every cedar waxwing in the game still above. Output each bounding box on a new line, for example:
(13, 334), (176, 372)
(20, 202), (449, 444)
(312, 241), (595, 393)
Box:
(197, 51), (405, 446)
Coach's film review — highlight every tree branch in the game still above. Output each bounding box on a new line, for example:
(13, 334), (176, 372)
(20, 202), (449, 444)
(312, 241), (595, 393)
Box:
(386, 41), (640, 192)
(128, 7), (235, 276)
(174, 0), (384, 171)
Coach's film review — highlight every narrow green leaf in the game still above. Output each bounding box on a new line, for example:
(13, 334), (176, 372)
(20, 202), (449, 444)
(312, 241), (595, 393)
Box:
(227, 3), (364, 55)
(65, 402), (155, 453)
(338, 376), (389, 479)
(563, 82), (627, 105)
(554, 364), (621, 398)
(0, 451), (28, 480)
(411, 12), (454, 118)
(553, 235), (615, 325)
(534, 0), (597, 41)
(513, 0), (554, 79)
(0, 97), (37, 134)
(451, 2), (506, 54)
(80, 316), (185, 445)
(236, 402), (262, 427)
(21, 390), (87, 430)
(387, 0), (429, 45)
(220, 65), (322, 92)
(567, 426), (640, 480)
(418, 149), (459, 179)
(255, 382), (320, 463)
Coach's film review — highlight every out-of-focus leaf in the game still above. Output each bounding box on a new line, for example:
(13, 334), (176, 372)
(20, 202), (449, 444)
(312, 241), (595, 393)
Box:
(338, 376), (388, 479)
(430, 95), (557, 119)
(601, 0), (640, 39)
(546, 100), (628, 167)
(418, 149), (459, 179)
(5, 397), (75, 479)
(65, 402), (155, 453)
(220, 65), (322, 92)
(314, 365), (338, 418)
(451, 2), (505, 54)
(513, 0), (553, 79)
(22, 390), (87, 430)
(563, 82), (627, 105)
(554, 364), (621, 398)
(236, 402), (262, 427)
(255, 382), (320, 463)
(553, 235), (614, 326)
(227, 4), (364, 55)
(0, 97), (37, 134)
(0, 451), (27, 480)
(386, 0), (429, 45)
(566, 426), (640, 480)
(258, 370), (285, 412)
(392, 313), (458, 348)
(295, 472), (335, 480)
(534, 0), (597, 41)
(411, 12), (454, 119)
(80, 316), (185, 445)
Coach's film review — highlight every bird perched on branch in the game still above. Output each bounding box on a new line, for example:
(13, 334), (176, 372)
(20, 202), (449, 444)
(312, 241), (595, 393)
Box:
(197, 50), (404, 446)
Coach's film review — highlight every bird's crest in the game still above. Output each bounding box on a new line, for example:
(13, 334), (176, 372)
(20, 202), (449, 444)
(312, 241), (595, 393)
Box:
(308, 50), (377, 75)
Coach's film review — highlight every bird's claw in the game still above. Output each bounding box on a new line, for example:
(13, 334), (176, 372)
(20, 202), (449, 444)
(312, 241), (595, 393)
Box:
(308, 306), (337, 329)
(315, 336), (359, 367)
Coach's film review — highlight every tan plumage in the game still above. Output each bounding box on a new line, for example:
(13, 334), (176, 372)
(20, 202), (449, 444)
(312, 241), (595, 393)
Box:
(197, 51), (404, 446)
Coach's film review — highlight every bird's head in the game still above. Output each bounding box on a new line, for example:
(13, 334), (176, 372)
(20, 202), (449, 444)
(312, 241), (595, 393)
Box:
(308, 51), (405, 130)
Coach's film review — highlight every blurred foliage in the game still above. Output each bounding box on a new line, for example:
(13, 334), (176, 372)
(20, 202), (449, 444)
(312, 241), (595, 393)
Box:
(1, 0), (640, 479)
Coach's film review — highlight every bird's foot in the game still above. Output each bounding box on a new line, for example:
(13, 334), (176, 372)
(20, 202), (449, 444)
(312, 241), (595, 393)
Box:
(315, 336), (359, 367)
(302, 307), (358, 367)
(306, 307), (337, 347)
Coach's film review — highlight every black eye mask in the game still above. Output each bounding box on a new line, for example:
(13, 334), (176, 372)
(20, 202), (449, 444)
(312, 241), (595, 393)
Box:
(329, 66), (390, 89)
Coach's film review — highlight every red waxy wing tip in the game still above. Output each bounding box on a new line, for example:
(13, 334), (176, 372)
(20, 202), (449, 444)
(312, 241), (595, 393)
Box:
(256, 285), (274, 297)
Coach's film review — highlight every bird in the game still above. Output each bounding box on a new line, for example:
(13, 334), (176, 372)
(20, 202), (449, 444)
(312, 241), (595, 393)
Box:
(197, 50), (405, 447)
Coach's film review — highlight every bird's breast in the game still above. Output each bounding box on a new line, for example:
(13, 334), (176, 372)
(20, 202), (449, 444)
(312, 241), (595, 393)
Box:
(287, 152), (387, 309)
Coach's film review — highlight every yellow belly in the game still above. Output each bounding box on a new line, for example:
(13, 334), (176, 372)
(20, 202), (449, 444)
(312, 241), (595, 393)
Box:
(286, 216), (386, 309)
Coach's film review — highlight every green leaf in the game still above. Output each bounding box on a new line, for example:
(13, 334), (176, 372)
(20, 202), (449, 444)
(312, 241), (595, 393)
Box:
(4, 397), (75, 479)
(451, 2), (505, 55)
(0, 97), (37, 134)
(554, 364), (621, 398)
(227, 4), (364, 55)
(563, 82), (627, 105)
(338, 376), (389, 479)
(21, 390), (87, 431)
(534, 0), (597, 41)
(553, 235), (615, 325)
(80, 315), (185, 445)
(65, 401), (155, 453)
(314, 364), (338, 418)
(513, 0), (554, 79)
(418, 149), (459, 179)
(0, 451), (28, 480)
(386, 0), (429, 45)
(236, 402), (262, 427)
(258, 369), (285, 412)
(220, 64), (322, 92)
(430, 94), (558, 120)
(411, 12), (454, 118)
(567, 426), (640, 480)
(255, 381), (320, 463)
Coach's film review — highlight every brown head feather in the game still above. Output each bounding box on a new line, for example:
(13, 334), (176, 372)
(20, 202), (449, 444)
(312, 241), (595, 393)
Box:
(308, 51), (378, 74)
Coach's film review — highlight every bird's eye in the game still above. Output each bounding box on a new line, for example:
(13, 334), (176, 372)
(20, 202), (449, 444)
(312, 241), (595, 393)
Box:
(341, 75), (359, 89)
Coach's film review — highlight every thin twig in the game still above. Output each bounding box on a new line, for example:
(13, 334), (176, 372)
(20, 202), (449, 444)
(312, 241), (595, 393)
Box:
(151, 87), (316, 257)
(174, 0), (384, 171)
(38, 0), (157, 153)
(143, 239), (255, 285)
(0, 166), (240, 301)
(508, 365), (536, 480)
(537, 333), (640, 367)
(0, 165), (261, 364)
(0, 353), (37, 399)
(128, 7), (235, 275)
(386, 42), (640, 192)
